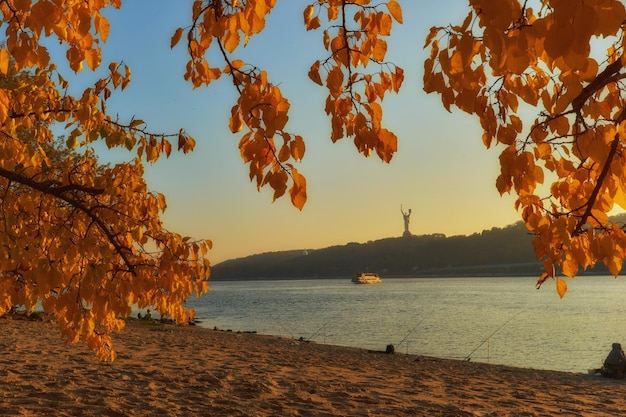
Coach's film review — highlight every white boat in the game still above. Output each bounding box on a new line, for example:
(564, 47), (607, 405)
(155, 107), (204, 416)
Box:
(351, 273), (382, 284)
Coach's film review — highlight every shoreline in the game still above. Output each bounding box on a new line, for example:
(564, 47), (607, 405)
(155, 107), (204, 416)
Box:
(2, 315), (626, 416)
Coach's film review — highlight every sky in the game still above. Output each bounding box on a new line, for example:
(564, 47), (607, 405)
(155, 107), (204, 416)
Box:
(61, 1), (523, 264)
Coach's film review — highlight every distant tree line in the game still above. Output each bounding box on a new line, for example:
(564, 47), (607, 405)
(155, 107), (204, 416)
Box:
(211, 222), (567, 280)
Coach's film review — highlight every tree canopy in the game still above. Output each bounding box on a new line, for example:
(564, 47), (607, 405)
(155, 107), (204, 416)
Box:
(1, 0), (626, 358)
(424, 0), (626, 297)
(0, 1), (211, 360)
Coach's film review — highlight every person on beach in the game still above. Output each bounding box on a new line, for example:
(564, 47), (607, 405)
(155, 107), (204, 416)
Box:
(603, 342), (626, 378)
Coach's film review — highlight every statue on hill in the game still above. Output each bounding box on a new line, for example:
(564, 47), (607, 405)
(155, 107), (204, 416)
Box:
(401, 205), (412, 237)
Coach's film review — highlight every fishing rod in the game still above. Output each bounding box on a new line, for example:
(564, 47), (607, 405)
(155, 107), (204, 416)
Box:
(396, 319), (424, 350)
(464, 311), (521, 362)
(306, 320), (330, 342)
(270, 315), (294, 339)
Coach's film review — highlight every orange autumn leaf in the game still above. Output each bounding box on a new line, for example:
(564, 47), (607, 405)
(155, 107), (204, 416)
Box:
(0, 88), (9, 124)
(0, 49), (9, 74)
(171, 27), (185, 48)
(387, 1), (403, 24)
(326, 65), (344, 98)
(229, 105), (244, 133)
(561, 254), (578, 278)
(289, 166), (307, 210)
(556, 278), (568, 299)
(308, 60), (323, 86)
(290, 135), (306, 160)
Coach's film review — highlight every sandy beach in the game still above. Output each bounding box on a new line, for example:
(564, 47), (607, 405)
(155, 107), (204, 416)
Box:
(1, 314), (625, 416)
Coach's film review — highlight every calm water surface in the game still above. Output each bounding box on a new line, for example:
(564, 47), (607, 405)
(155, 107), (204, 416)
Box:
(185, 276), (626, 373)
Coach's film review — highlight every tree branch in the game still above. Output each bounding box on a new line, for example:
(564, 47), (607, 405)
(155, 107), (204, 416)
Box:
(0, 166), (136, 273)
(574, 111), (626, 235)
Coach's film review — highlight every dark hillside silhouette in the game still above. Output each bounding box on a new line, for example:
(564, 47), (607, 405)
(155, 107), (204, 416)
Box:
(212, 222), (541, 280)
(212, 217), (626, 280)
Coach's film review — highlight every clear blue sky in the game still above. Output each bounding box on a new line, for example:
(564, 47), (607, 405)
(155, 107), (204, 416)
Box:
(64, 1), (522, 263)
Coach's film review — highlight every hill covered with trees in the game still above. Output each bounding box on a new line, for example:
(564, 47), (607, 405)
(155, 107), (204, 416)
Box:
(212, 216), (626, 280)
(211, 222), (549, 280)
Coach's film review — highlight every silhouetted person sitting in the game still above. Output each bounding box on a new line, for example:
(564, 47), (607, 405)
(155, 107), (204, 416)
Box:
(603, 342), (626, 378)
(137, 309), (152, 320)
